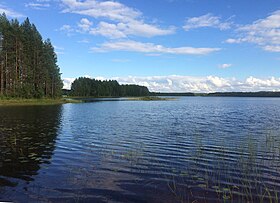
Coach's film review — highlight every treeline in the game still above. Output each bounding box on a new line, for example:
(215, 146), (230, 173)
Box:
(152, 92), (195, 96)
(0, 14), (62, 98)
(70, 77), (150, 97)
(207, 92), (280, 97)
(152, 91), (280, 97)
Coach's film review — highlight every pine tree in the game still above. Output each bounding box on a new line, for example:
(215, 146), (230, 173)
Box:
(0, 14), (62, 98)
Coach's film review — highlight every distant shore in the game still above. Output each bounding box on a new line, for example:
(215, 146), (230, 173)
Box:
(127, 96), (176, 101)
(151, 91), (280, 97)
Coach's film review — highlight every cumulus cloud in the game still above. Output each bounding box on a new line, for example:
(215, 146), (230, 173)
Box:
(0, 5), (25, 18)
(61, 0), (140, 22)
(245, 76), (280, 87)
(263, 45), (280, 52)
(60, 24), (74, 32)
(113, 75), (234, 92)
(61, 0), (175, 38)
(63, 75), (280, 93)
(59, 24), (75, 36)
(226, 10), (280, 52)
(63, 78), (75, 89)
(183, 13), (232, 31)
(78, 18), (93, 32)
(90, 21), (127, 38)
(219, 64), (232, 69)
(91, 40), (221, 55)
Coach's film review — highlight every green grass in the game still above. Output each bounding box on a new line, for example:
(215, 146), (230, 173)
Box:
(0, 96), (174, 105)
(0, 98), (82, 106)
(164, 132), (280, 203)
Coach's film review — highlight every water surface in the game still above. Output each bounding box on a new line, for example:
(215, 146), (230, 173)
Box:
(1, 97), (280, 202)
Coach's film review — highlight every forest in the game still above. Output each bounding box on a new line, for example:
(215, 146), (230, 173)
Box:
(70, 77), (150, 97)
(0, 14), (62, 98)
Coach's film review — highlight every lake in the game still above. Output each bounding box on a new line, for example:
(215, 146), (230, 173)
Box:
(0, 97), (280, 202)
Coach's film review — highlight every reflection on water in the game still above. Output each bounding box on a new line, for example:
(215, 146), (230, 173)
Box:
(1, 97), (280, 202)
(0, 105), (62, 199)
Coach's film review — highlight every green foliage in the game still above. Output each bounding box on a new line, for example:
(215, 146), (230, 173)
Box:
(70, 77), (150, 97)
(0, 14), (62, 98)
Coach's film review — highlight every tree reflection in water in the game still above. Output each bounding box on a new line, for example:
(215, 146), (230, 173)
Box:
(0, 105), (62, 187)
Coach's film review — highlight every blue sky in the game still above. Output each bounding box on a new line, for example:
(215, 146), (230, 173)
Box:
(2, 0), (280, 92)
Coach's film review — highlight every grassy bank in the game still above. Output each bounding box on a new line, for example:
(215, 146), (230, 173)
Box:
(0, 98), (82, 106)
(0, 96), (175, 105)
(0, 96), (175, 106)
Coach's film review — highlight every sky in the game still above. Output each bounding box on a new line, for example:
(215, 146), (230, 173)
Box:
(2, 0), (280, 92)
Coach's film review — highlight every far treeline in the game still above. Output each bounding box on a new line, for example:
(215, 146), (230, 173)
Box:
(67, 78), (280, 98)
(69, 77), (150, 97)
(207, 92), (280, 97)
(152, 92), (280, 97)
(0, 14), (62, 98)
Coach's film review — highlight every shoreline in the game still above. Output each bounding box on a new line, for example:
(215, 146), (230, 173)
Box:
(0, 96), (173, 106)
(1, 93), (280, 106)
(68, 96), (176, 101)
(0, 98), (82, 106)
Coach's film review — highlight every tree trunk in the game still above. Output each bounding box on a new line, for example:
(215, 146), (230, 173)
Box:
(0, 61), (3, 95)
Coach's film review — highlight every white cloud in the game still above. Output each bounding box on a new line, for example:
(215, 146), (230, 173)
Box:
(0, 5), (25, 18)
(89, 21), (175, 39)
(90, 21), (127, 38)
(53, 45), (65, 55)
(225, 38), (244, 44)
(61, 0), (175, 38)
(61, 0), (140, 22)
(112, 75), (280, 92)
(63, 78), (75, 89)
(91, 40), (221, 55)
(63, 75), (280, 92)
(78, 18), (93, 32)
(263, 45), (280, 52)
(145, 53), (162, 57)
(219, 64), (232, 69)
(25, 3), (50, 9)
(245, 76), (280, 87)
(59, 24), (75, 36)
(226, 10), (280, 52)
(60, 24), (74, 32)
(78, 39), (90, 43)
(183, 13), (232, 31)
(25, 0), (51, 10)
(123, 21), (175, 37)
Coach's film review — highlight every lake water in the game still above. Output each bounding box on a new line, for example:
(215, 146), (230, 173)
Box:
(1, 97), (280, 202)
